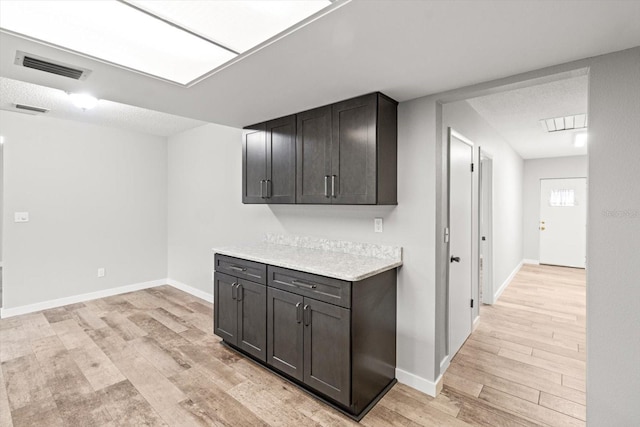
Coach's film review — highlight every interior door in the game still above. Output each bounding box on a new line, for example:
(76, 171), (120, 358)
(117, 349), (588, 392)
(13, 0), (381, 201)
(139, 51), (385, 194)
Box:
(539, 178), (587, 268)
(448, 129), (474, 358)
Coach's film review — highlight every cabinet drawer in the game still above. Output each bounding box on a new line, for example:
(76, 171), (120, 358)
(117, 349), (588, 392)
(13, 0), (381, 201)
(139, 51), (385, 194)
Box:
(268, 266), (351, 309)
(215, 254), (267, 285)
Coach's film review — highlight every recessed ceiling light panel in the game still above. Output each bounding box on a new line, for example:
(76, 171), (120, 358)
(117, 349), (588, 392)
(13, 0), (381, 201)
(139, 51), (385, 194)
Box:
(0, 0), (334, 86)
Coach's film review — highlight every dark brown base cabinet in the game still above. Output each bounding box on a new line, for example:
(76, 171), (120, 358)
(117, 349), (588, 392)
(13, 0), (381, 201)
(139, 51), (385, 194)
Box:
(214, 254), (397, 420)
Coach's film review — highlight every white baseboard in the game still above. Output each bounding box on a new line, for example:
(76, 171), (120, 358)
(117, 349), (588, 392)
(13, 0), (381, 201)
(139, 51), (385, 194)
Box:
(0, 278), (215, 319)
(166, 279), (213, 303)
(396, 368), (441, 397)
(523, 259), (540, 265)
(494, 260), (523, 303)
(0, 279), (167, 318)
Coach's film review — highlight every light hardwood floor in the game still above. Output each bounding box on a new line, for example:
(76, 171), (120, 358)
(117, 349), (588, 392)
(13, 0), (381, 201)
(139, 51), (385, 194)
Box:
(0, 264), (585, 426)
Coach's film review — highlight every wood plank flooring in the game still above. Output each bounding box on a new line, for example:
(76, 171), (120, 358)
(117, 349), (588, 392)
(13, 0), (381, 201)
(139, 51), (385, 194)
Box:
(0, 264), (585, 426)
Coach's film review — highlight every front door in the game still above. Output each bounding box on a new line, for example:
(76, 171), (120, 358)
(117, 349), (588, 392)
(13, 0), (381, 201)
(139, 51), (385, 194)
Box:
(448, 129), (474, 358)
(539, 178), (587, 268)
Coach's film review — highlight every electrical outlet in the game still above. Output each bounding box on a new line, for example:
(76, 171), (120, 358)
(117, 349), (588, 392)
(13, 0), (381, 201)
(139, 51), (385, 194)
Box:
(374, 217), (383, 233)
(97, 268), (105, 278)
(14, 212), (29, 222)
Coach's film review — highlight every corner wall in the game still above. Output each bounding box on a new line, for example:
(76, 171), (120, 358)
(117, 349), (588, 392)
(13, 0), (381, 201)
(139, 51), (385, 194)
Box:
(522, 155), (587, 262)
(587, 47), (640, 425)
(0, 111), (168, 310)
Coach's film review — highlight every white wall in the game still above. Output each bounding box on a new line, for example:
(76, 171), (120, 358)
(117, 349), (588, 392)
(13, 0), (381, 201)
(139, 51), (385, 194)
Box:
(522, 156), (587, 261)
(0, 111), (168, 309)
(587, 47), (640, 425)
(167, 97), (440, 391)
(443, 100), (524, 310)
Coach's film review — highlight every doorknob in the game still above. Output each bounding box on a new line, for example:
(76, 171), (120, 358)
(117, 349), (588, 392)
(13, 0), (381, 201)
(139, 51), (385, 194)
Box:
(450, 256), (461, 263)
(540, 227), (546, 230)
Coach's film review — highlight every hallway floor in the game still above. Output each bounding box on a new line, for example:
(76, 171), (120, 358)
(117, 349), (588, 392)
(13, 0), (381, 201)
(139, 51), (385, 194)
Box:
(0, 264), (585, 426)
(442, 264), (586, 426)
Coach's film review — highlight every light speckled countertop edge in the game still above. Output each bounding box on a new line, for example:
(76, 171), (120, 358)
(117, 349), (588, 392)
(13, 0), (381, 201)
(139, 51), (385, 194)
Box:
(214, 246), (402, 281)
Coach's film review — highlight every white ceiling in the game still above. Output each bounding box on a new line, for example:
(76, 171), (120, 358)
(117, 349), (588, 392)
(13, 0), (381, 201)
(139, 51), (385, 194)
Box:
(467, 75), (589, 159)
(0, 77), (205, 137)
(0, 1), (639, 128)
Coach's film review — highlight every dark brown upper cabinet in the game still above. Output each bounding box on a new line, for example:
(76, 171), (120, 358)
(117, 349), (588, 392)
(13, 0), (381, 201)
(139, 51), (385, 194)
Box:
(242, 115), (296, 204)
(298, 92), (398, 205)
(243, 92), (397, 205)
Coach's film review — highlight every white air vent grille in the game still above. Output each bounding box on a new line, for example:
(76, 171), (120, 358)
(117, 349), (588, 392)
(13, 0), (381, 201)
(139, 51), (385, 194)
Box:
(540, 114), (587, 133)
(14, 51), (92, 80)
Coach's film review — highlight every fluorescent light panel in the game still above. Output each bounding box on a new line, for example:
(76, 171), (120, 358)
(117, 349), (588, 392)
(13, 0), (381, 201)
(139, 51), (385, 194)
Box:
(0, 0), (331, 85)
(128, 1), (332, 54)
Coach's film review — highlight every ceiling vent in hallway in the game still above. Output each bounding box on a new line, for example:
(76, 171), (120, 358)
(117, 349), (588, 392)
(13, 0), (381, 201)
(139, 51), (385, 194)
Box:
(13, 103), (50, 114)
(540, 114), (587, 133)
(14, 51), (92, 80)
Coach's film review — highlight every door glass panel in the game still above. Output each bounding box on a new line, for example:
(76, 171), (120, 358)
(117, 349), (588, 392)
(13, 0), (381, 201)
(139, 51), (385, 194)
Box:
(549, 189), (576, 207)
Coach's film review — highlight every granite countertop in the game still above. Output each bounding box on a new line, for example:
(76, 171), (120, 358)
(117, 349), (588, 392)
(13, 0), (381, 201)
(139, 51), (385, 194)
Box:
(213, 234), (402, 282)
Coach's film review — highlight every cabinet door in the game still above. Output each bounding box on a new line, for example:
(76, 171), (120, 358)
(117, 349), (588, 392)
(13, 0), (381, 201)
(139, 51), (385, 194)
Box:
(237, 279), (267, 361)
(243, 123), (267, 204)
(296, 106), (332, 204)
(266, 116), (296, 204)
(331, 93), (377, 204)
(303, 298), (351, 405)
(267, 287), (304, 380)
(214, 272), (238, 345)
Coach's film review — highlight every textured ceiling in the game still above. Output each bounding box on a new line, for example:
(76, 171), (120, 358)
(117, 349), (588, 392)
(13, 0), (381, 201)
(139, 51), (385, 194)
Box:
(0, 77), (205, 137)
(0, 1), (639, 127)
(467, 76), (588, 159)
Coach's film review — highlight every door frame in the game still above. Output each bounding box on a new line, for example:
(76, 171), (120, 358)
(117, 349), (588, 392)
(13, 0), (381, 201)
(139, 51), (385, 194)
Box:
(478, 148), (494, 305)
(445, 127), (475, 365)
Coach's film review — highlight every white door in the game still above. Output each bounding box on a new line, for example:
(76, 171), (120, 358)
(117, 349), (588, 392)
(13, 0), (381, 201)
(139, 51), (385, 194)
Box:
(449, 129), (474, 357)
(539, 178), (587, 268)
(479, 153), (493, 304)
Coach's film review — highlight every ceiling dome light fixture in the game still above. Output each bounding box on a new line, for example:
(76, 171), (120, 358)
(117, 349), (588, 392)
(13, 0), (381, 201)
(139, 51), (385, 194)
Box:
(69, 93), (98, 110)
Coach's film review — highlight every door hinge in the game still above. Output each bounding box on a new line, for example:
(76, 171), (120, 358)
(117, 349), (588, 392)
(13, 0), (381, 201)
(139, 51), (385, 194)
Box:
(444, 227), (450, 243)
(471, 163), (474, 172)
(470, 299), (474, 308)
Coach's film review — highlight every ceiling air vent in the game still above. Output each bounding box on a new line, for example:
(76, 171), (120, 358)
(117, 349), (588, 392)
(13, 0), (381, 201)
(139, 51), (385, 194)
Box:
(14, 51), (92, 80)
(14, 104), (50, 114)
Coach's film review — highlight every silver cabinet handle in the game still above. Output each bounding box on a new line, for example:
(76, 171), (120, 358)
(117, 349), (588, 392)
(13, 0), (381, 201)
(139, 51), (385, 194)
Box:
(303, 304), (310, 326)
(259, 180), (265, 198)
(266, 179), (271, 198)
(236, 284), (243, 301)
(291, 279), (317, 289)
(296, 302), (302, 323)
(231, 282), (237, 300)
(331, 175), (337, 198)
(324, 176), (330, 198)
(229, 265), (247, 272)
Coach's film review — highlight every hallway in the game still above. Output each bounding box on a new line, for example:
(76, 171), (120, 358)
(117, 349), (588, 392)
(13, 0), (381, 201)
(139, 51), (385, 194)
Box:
(441, 264), (586, 426)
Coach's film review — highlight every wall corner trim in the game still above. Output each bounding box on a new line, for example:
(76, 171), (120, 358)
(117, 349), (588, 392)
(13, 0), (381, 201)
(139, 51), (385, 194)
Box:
(494, 260), (524, 303)
(523, 259), (540, 265)
(396, 368), (441, 397)
(166, 279), (213, 303)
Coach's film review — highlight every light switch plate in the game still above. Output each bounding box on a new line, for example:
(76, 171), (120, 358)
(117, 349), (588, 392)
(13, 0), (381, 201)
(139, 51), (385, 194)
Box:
(97, 268), (105, 278)
(374, 217), (383, 233)
(14, 212), (29, 222)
